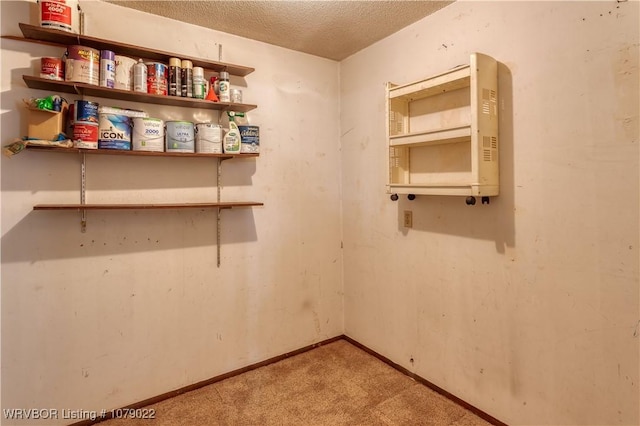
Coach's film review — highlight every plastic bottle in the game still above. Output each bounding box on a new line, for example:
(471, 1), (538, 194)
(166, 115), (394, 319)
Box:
(193, 66), (205, 99)
(169, 57), (181, 96)
(218, 71), (230, 102)
(181, 60), (193, 97)
(133, 59), (147, 93)
(223, 121), (241, 153)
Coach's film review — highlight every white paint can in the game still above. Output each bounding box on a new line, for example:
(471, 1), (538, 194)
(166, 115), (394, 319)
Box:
(132, 118), (164, 152)
(38, 0), (79, 33)
(98, 113), (131, 150)
(165, 121), (194, 153)
(195, 123), (222, 153)
(114, 55), (136, 91)
(65, 45), (99, 86)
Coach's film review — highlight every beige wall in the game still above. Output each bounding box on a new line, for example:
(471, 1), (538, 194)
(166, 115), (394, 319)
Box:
(1, 1), (343, 423)
(341, 1), (639, 425)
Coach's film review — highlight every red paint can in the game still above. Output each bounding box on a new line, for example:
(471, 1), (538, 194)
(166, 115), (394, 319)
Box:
(146, 62), (168, 95)
(73, 123), (98, 149)
(40, 57), (64, 81)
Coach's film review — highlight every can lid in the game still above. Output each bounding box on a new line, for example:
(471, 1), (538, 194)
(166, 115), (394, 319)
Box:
(219, 71), (229, 80)
(181, 60), (193, 69)
(193, 67), (204, 77)
(169, 57), (182, 67)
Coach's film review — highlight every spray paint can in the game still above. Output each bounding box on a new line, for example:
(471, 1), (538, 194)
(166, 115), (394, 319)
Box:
(133, 59), (147, 93)
(218, 71), (230, 102)
(181, 60), (193, 97)
(99, 50), (115, 88)
(193, 66), (205, 99)
(169, 57), (181, 96)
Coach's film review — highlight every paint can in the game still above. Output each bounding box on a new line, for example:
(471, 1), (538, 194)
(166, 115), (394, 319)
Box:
(65, 45), (99, 86)
(131, 118), (164, 152)
(114, 55), (135, 91)
(165, 121), (194, 153)
(40, 56), (64, 80)
(38, 0), (79, 33)
(146, 62), (168, 95)
(74, 100), (99, 124)
(98, 113), (131, 150)
(73, 123), (98, 149)
(195, 123), (223, 153)
(99, 50), (115, 88)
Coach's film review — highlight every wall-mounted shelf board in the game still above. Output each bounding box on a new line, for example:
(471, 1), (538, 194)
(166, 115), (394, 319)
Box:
(33, 202), (263, 210)
(23, 76), (257, 112)
(4, 23), (254, 76)
(25, 145), (259, 159)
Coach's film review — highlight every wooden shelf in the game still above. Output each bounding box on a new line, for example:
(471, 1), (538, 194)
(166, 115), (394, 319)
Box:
(25, 145), (259, 159)
(5, 23), (254, 77)
(23, 76), (257, 112)
(34, 202), (263, 211)
(389, 125), (471, 147)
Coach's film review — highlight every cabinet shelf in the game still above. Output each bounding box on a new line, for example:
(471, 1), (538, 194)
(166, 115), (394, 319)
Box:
(33, 202), (263, 211)
(389, 66), (471, 101)
(389, 125), (471, 147)
(25, 145), (259, 159)
(23, 76), (257, 112)
(5, 23), (254, 76)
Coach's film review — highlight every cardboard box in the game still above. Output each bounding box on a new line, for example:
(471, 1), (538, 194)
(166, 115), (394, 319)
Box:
(27, 105), (68, 140)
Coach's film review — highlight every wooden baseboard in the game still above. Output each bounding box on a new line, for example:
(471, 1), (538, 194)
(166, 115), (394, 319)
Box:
(72, 334), (506, 426)
(342, 335), (507, 426)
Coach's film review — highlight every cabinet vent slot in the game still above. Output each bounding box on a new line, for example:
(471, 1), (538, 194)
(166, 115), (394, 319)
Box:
(484, 136), (498, 148)
(483, 88), (497, 102)
(483, 149), (492, 162)
(482, 101), (490, 115)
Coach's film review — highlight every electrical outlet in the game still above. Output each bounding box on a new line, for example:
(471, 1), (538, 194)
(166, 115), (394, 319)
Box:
(403, 210), (413, 228)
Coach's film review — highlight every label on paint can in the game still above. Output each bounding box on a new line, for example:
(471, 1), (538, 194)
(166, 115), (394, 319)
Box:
(65, 45), (99, 86)
(195, 123), (222, 153)
(40, 0), (73, 32)
(73, 123), (99, 149)
(40, 57), (64, 80)
(146, 62), (168, 95)
(132, 118), (165, 152)
(74, 100), (99, 124)
(98, 114), (131, 150)
(99, 50), (115, 88)
(165, 121), (194, 153)
(239, 125), (260, 153)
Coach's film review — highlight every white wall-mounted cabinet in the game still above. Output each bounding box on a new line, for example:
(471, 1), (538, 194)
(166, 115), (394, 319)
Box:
(386, 52), (499, 202)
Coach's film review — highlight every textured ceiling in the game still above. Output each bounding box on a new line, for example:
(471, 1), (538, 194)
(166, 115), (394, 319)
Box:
(104, 1), (453, 61)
